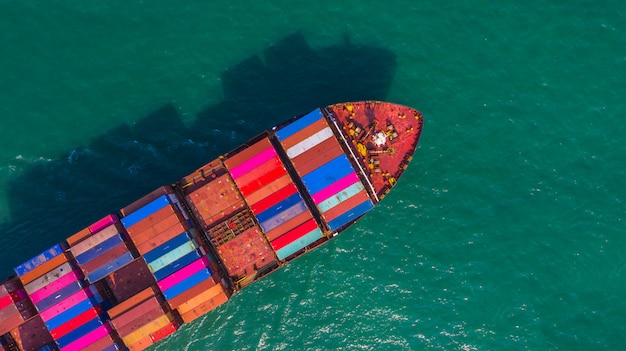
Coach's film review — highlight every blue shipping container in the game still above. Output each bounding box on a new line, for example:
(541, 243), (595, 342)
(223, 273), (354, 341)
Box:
(301, 154), (355, 195)
(275, 108), (324, 141)
(259, 202), (308, 233)
(102, 344), (122, 351)
(54, 316), (103, 348)
(34, 280), (83, 313)
(327, 199), (374, 231)
(143, 231), (193, 263)
(120, 195), (172, 229)
(162, 268), (212, 301)
(255, 193), (304, 223)
(86, 252), (135, 283)
(44, 297), (97, 331)
(36, 344), (57, 351)
(14, 243), (65, 276)
(153, 250), (202, 282)
(148, 241), (198, 273)
(317, 182), (365, 213)
(275, 228), (324, 260)
(75, 234), (124, 265)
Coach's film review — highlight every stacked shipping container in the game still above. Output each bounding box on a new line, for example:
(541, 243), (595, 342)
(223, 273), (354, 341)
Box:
(276, 109), (374, 232)
(108, 287), (177, 350)
(13, 239), (118, 351)
(120, 188), (229, 324)
(0, 278), (37, 337)
(224, 137), (320, 261)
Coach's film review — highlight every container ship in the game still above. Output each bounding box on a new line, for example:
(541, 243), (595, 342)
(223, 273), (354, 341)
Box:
(0, 101), (423, 351)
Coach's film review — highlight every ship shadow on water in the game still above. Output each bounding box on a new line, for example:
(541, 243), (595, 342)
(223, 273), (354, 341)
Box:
(0, 32), (397, 277)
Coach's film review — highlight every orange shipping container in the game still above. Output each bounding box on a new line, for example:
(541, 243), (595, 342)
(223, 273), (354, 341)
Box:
(115, 308), (167, 338)
(127, 335), (154, 351)
(176, 284), (225, 315)
(122, 314), (172, 346)
(180, 291), (229, 324)
(107, 287), (156, 319)
(66, 228), (91, 247)
(111, 296), (162, 332)
(223, 138), (271, 169)
(18, 253), (69, 285)
(125, 205), (177, 238)
(127, 210), (188, 246)
(167, 276), (217, 310)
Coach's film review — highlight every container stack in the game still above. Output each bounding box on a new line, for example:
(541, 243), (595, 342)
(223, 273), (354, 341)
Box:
(223, 137), (319, 261)
(276, 109), (374, 232)
(180, 159), (246, 231)
(13, 242), (118, 351)
(107, 287), (178, 351)
(68, 215), (135, 285)
(0, 278), (38, 340)
(120, 187), (229, 324)
(6, 315), (57, 351)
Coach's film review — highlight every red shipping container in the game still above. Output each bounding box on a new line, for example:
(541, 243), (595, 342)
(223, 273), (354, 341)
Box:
(223, 139), (272, 169)
(111, 296), (161, 331)
(127, 209), (187, 246)
(291, 139), (345, 176)
(50, 307), (101, 339)
(237, 166), (288, 196)
(0, 294), (11, 310)
(150, 321), (177, 342)
(231, 155), (281, 186)
(321, 190), (372, 223)
(263, 211), (313, 242)
(0, 306), (23, 335)
(243, 174), (293, 205)
(115, 306), (166, 338)
(107, 287), (157, 319)
(270, 219), (319, 251)
(280, 117), (329, 149)
(121, 186), (173, 217)
(249, 183), (298, 214)
(80, 243), (130, 275)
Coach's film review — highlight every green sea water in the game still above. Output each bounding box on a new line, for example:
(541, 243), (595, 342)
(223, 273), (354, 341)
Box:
(1, 1), (625, 350)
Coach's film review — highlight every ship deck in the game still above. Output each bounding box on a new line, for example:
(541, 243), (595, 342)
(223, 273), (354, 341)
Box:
(326, 101), (423, 201)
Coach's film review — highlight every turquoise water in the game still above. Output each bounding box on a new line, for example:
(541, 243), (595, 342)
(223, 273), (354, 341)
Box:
(1, 1), (625, 349)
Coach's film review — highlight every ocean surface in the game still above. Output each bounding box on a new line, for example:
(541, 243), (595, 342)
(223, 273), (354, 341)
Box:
(1, 1), (625, 350)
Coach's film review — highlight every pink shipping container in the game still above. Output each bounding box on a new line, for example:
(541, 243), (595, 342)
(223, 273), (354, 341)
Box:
(24, 262), (75, 295)
(88, 214), (118, 234)
(28, 270), (81, 304)
(157, 256), (210, 292)
(39, 288), (93, 321)
(60, 324), (112, 351)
